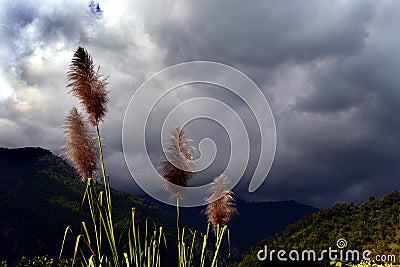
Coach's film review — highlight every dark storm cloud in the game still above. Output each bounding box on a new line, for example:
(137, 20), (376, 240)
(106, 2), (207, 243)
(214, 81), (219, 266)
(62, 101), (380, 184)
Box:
(136, 0), (400, 208)
(255, 106), (400, 207)
(140, 0), (375, 67)
(1, 0), (400, 208)
(266, 1), (400, 207)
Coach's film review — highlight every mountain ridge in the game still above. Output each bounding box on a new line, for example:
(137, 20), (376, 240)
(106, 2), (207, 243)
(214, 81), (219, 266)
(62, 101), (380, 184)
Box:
(238, 190), (400, 266)
(0, 146), (318, 264)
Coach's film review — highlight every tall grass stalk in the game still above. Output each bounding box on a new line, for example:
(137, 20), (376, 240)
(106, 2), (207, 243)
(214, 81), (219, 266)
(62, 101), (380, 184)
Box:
(175, 198), (200, 267)
(62, 114), (164, 267)
(95, 125), (119, 265)
(61, 46), (164, 267)
(210, 225), (229, 267)
(125, 208), (164, 267)
(62, 46), (235, 267)
(199, 223), (210, 267)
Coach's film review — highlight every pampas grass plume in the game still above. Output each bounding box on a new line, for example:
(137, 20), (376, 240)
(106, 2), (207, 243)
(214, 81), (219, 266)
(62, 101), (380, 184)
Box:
(63, 107), (98, 182)
(67, 46), (109, 126)
(159, 127), (195, 199)
(205, 174), (237, 231)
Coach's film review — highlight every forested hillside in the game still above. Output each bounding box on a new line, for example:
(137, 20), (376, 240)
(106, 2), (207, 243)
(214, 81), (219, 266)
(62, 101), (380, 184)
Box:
(239, 191), (400, 266)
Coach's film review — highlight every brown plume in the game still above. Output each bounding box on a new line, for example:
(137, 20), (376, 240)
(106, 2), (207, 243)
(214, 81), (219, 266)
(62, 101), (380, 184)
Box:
(159, 127), (195, 199)
(63, 107), (98, 182)
(204, 174), (237, 231)
(67, 46), (109, 126)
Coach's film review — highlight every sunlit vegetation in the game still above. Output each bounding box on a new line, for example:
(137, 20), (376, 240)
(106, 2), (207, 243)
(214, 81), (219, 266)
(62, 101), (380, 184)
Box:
(239, 191), (400, 267)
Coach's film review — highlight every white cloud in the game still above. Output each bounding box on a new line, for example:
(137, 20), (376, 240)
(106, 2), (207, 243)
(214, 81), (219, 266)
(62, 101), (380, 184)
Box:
(0, 75), (14, 101)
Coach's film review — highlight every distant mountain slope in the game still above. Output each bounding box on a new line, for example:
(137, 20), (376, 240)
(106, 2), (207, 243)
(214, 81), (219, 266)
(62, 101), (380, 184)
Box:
(238, 191), (400, 266)
(0, 147), (175, 264)
(0, 147), (319, 265)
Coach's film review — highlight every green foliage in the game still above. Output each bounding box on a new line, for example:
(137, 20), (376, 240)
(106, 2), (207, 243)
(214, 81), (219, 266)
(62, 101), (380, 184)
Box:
(175, 215), (231, 267)
(124, 209), (165, 267)
(0, 147), (175, 264)
(0, 146), (234, 266)
(0, 147), (318, 265)
(16, 255), (73, 267)
(331, 260), (400, 267)
(239, 191), (400, 267)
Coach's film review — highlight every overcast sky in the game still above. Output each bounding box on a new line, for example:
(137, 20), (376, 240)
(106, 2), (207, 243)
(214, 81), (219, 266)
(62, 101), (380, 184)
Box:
(1, 0), (400, 208)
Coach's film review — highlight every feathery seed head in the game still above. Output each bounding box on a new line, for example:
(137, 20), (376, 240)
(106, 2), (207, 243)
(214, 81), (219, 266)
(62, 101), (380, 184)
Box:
(205, 174), (237, 231)
(159, 127), (195, 199)
(62, 107), (98, 182)
(67, 46), (109, 126)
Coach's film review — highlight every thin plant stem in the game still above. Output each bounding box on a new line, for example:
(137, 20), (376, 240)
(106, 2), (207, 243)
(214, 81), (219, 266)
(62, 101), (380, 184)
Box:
(211, 225), (227, 267)
(84, 179), (101, 258)
(95, 123), (119, 266)
(176, 197), (182, 267)
(200, 223), (210, 267)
